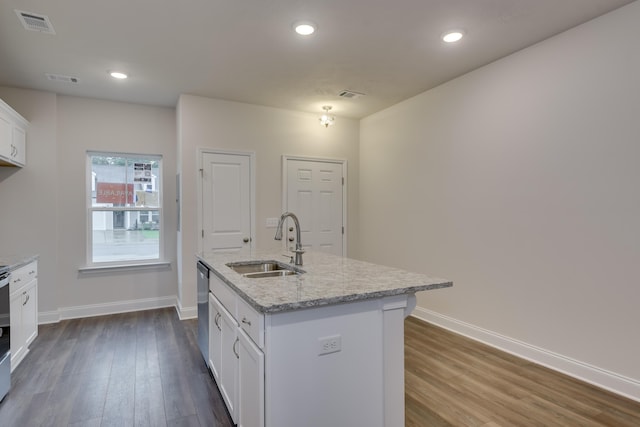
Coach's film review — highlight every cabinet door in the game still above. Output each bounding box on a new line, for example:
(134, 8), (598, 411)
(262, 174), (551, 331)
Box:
(219, 303), (239, 423)
(208, 294), (222, 382)
(11, 125), (26, 167)
(238, 329), (265, 427)
(22, 280), (37, 347)
(0, 114), (11, 161)
(9, 291), (24, 368)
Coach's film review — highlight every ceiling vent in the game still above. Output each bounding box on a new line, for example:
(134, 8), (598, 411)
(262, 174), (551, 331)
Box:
(338, 90), (365, 99)
(15, 10), (56, 34)
(46, 73), (80, 84)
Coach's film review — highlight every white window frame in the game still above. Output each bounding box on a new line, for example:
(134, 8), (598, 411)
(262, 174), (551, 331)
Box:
(83, 151), (165, 270)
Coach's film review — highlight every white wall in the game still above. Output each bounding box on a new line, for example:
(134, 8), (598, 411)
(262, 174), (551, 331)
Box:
(56, 96), (177, 316)
(0, 89), (178, 320)
(177, 95), (359, 316)
(359, 2), (640, 398)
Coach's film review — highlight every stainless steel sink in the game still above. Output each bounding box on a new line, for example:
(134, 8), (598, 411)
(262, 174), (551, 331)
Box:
(242, 270), (298, 278)
(226, 260), (304, 279)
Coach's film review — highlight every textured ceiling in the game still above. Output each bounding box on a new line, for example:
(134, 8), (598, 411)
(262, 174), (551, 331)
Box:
(0, 0), (635, 118)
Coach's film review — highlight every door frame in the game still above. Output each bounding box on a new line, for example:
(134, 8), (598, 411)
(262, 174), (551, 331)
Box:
(282, 155), (348, 256)
(197, 148), (256, 253)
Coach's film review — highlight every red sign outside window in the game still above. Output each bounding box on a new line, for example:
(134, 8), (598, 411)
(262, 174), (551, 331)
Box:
(96, 182), (134, 204)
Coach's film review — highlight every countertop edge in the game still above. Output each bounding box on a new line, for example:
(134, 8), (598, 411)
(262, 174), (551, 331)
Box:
(257, 281), (452, 314)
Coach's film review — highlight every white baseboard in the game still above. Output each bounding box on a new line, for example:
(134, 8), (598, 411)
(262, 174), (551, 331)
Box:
(38, 310), (61, 324)
(412, 307), (640, 403)
(39, 295), (177, 323)
(176, 300), (197, 320)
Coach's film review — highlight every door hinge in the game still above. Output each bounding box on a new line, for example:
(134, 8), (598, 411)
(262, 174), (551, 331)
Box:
(199, 168), (203, 176)
(202, 229), (204, 238)
(342, 177), (344, 185)
(342, 226), (344, 235)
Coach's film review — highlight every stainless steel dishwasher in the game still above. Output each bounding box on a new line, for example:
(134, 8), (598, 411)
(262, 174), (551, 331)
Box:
(197, 261), (210, 364)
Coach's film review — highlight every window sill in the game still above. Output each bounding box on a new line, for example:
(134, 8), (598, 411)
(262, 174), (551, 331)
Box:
(79, 260), (171, 274)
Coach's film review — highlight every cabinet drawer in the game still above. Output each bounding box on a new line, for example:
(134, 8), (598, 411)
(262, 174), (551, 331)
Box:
(10, 260), (37, 293)
(237, 296), (264, 349)
(210, 272), (237, 318)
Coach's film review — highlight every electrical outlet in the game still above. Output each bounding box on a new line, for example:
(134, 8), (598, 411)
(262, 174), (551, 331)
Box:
(266, 217), (279, 228)
(318, 335), (341, 355)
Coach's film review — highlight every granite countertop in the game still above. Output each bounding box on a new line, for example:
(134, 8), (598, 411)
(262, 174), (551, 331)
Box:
(0, 254), (39, 274)
(197, 250), (452, 314)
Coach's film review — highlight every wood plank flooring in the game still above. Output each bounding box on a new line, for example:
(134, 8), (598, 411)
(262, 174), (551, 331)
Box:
(405, 316), (640, 427)
(1, 308), (638, 426)
(0, 308), (233, 427)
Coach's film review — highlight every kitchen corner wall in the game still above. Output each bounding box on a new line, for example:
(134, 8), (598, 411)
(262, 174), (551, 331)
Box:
(0, 89), (178, 320)
(0, 87), (58, 315)
(176, 95), (360, 317)
(359, 1), (640, 398)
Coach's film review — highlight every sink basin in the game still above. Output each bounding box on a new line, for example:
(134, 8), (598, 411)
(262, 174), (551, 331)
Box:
(242, 270), (298, 278)
(226, 260), (304, 279)
(227, 261), (284, 275)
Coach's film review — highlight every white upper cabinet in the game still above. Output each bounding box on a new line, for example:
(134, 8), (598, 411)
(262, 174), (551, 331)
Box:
(0, 98), (28, 167)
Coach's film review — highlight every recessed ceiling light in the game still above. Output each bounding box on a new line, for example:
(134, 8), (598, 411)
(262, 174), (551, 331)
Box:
(442, 30), (465, 43)
(109, 71), (128, 79)
(293, 21), (316, 36)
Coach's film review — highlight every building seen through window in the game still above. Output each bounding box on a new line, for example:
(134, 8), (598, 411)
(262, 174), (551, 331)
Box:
(87, 152), (163, 265)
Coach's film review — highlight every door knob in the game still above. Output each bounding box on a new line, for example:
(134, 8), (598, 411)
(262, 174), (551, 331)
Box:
(288, 236), (295, 242)
(289, 227), (294, 232)
(243, 237), (250, 243)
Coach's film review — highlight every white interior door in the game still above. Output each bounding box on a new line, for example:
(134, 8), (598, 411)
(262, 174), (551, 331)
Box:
(201, 151), (253, 253)
(285, 157), (345, 256)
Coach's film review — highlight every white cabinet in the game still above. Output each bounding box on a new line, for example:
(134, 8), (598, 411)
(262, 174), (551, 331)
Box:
(21, 280), (37, 346)
(238, 328), (264, 427)
(0, 98), (28, 167)
(208, 272), (263, 427)
(9, 260), (38, 371)
(208, 294), (223, 382)
(219, 299), (239, 423)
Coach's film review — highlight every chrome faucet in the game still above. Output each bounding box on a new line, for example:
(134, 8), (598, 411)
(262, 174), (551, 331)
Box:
(274, 212), (304, 265)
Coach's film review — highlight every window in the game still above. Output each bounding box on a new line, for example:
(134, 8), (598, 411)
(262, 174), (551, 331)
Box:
(87, 152), (163, 266)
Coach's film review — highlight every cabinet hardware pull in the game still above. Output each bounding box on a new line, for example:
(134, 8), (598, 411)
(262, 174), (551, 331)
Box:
(214, 312), (222, 331)
(241, 317), (252, 326)
(23, 292), (29, 306)
(233, 337), (239, 359)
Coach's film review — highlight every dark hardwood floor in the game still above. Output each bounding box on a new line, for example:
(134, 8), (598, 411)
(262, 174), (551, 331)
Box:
(0, 308), (233, 427)
(1, 308), (639, 426)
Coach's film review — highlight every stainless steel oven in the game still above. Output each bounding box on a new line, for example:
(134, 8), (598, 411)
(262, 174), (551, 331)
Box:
(0, 268), (10, 402)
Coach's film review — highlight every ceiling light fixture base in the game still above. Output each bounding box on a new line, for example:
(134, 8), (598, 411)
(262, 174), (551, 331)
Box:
(319, 105), (335, 128)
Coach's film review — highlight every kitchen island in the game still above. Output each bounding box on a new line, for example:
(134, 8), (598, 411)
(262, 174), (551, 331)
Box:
(197, 250), (452, 427)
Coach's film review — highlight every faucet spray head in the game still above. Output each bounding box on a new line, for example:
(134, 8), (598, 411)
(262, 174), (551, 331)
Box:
(274, 213), (287, 240)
